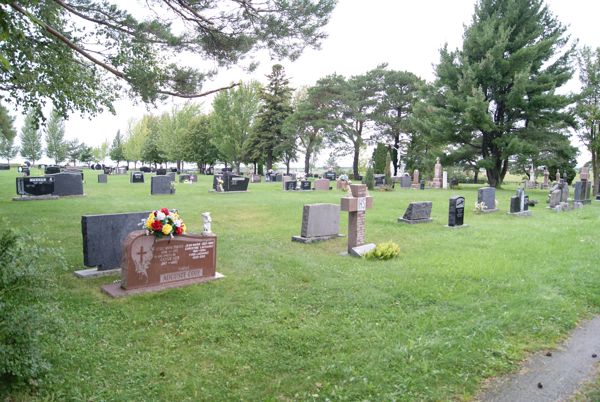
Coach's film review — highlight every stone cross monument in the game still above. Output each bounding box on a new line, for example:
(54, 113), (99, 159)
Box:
(411, 169), (420, 189)
(340, 184), (374, 256)
(541, 167), (549, 189)
(528, 165), (536, 188)
(432, 157), (442, 188)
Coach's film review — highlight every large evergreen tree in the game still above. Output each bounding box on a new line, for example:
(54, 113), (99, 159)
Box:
(255, 64), (294, 171)
(576, 46), (600, 194)
(45, 110), (67, 164)
(19, 111), (43, 165)
(109, 130), (125, 167)
(1, 1), (335, 121)
(428, 0), (574, 187)
(0, 104), (17, 141)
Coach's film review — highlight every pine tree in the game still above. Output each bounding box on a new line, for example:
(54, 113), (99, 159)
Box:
(19, 111), (43, 165)
(45, 110), (67, 164)
(255, 64), (294, 171)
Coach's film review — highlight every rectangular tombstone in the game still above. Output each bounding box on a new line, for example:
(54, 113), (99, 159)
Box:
(121, 232), (216, 289)
(130, 171), (144, 183)
(510, 196), (520, 213)
(98, 174), (108, 183)
(82, 211), (150, 271)
(47, 172), (84, 196)
(151, 175), (175, 195)
(284, 180), (297, 191)
(477, 187), (497, 212)
(226, 175), (249, 191)
(16, 176), (55, 196)
(399, 201), (433, 224)
(549, 188), (561, 208)
(44, 165), (61, 174)
(374, 174), (385, 186)
(400, 175), (412, 188)
(443, 171), (448, 189)
(0, 163), (9, 170)
(292, 204), (341, 243)
(167, 172), (176, 182)
(574, 181), (591, 204)
(314, 178), (330, 191)
(179, 174), (191, 183)
(300, 180), (311, 190)
(324, 171), (336, 181)
(250, 174), (261, 183)
(448, 196), (465, 227)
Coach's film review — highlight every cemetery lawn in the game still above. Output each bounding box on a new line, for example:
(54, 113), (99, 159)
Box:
(2, 169), (600, 401)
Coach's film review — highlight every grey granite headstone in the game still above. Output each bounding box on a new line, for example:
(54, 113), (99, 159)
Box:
(292, 204), (342, 243)
(477, 187), (497, 212)
(574, 181), (591, 204)
(549, 188), (561, 208)
(81, 211), (150, 272)
(398, 201), (432, 224)
(151, 175), (175, 195)
(47, 172), (84, 196)
(400, 175), (412, 188)
(98, 174), (108, 183)
(167, 172), (176, 182)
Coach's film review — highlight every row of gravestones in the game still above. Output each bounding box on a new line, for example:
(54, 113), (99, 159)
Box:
(14, 171), (84, 200)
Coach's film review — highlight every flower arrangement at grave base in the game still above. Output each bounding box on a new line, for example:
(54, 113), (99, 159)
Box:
(143, 208), (186, 238)
(216, 177), (224, 192)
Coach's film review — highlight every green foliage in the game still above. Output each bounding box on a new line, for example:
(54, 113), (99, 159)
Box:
(427, 0), (574, 187)
(364, 241), (401, 261)
(183, 114), (220, 169)
(372, 143), (388, 174)
(0, 223), (65, 389)
(210, 81), (261, 172)
(19, 110), (43, 164)
(0, 103), (17, 141)
(384, 151), (392, 186)
(364, 165), (375, 190)
(109, 130), (125, 166)
(0, 1), (335, 122)
(140, 115), (166, 166)
(44, 110), (67, 164)
(254, 65), (294, 170)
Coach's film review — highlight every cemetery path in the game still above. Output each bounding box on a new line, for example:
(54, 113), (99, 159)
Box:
(477, 315), (600, 402)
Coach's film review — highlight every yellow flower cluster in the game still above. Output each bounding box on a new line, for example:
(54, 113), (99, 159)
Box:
(162, 224), (173, 235)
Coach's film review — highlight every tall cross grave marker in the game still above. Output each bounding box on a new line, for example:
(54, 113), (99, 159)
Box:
(340, 184), (375, 256)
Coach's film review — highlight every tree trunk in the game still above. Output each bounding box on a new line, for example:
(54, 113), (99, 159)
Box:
(392, 133), (400, 176)
(266, 151), (273, 171)
(304, 142), (313, 175)
(592, 150), (599, 195)
(474, 169), (479, 184)
(285, 161), (290, 174)
(352, 143), (360, 180)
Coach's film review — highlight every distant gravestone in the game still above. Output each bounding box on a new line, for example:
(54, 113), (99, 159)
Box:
(400, 175), (412, 188)
(131, 171), (144, 183)
(156, 168), (167, 175)
(398, 201), (433, 224)
(340, 184), (374, 256)
(442, 171), (448, 189)
(448, 196), (465, 227)
(0, 163), (9, 170)
(44, 165), (61, 174)
(101, 231), (222, 297)
(419, 179), (425, 190)
(250, 174), (261, 183)
(374, 174), (385, 187)
(179, 174), (191, 183)
(292, 204), (342, 243)
(14, 177), (58, 200)
(167, 172), (176, 182)
(140, 166), (152, 173)
(47, 172), (84, 196)
(541, 168), (550, 189)
(300, 180), (311, 191)
(79, 211), (150, 274)
(151, 175), (175, 195)
(324, 171), (336, 181)
(314, 178), (331, 191)
(284, 180), (297, 191)
(509, 188), (531, 216)
(477, 187), (498, 212)
(432, 157), (442, 188)
(98, 174), (108, 183)
(18, 166), (30, 176)
(574, 181), (592, 204)
(411, 169), (420, 189)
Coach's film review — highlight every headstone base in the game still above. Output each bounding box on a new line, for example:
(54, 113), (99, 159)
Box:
(479, 208), (499, 214)
(398, 217), (432, 224)
(349, 243), (376, 257)
(507, 211), (532, 217)
(12, 195), (59, 201)
(445, 224), (469, 228)
(74, 267), (120, 278)
(291, 234), (344, 243)
(210, 190), (249, 193)
(101, 272), (224, 298)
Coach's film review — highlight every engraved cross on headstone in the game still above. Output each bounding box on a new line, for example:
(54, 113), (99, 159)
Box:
(137, 246), (148, 264)
(340, 184), (374, 255)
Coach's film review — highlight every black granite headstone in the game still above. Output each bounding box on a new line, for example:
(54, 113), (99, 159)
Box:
(151, 175), (175, 195)
(156, 168), (167, 175)
(44, 165), (61, 174)
(324, 171), (336, 181)
(130, 171), (144, 183)
(81, 212), (150, 271)
(18, 166), (30, 176)
(0, 163), (9, 170)
(374, 174), (385, 186)
(47, 172), (84, 196)
(179, 174), (191, 183)
(419, 179), (425, 190)
(448, 196), (465, 227)
(285, 180), (297, 191)
(16, 176), (55, 196)
(510, 196), (520, 213)
(300, 180), (311, 190)
(399, 201), (433, 224)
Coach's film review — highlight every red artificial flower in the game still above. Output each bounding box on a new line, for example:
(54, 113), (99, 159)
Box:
(175, 226), (183, 235)
(161, 207), (169, 215)
(151, 220), (163, 231)
(153, 211), (157, 216)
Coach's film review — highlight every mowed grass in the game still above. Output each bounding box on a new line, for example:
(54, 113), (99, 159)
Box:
(2, 169), (600, 401)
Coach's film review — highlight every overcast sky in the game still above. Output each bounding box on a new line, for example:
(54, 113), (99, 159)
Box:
(12, 0), (600, 166)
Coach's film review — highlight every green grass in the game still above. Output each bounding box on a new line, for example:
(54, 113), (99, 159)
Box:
(2, 169), (600, 401)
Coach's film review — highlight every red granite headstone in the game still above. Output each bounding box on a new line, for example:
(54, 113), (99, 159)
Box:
(340, 184), (374, 256)
(101, 230), (221, 297)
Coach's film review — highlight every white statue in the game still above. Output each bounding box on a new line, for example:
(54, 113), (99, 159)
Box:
(202, 212), (212, 234)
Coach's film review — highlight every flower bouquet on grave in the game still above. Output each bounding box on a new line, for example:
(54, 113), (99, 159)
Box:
(142, 208), (186, 238)
(217, 177), (224, 192)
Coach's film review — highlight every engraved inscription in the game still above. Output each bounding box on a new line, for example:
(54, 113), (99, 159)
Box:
(160, 269), (203, 283)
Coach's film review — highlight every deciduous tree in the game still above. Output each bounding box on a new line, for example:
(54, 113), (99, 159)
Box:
(45, 110), (67, 164)
(19, 111), (43, 165)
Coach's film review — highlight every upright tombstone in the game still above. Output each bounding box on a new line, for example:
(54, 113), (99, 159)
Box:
(151, 175), (175, 195)
(574, 181), (592, 204)
(541, 167), (550, 189)
(44, 165), (61, 175)
(548, 181), (570, 209)
(340, 184), (374, 256)
(324, 171), (336, 181)
(300, 180), (312, 191)
(213, 172), (249, 192)
(555, 170), (561, 183)
(18, 166), (30, 176)
(78, 211), (151, 277)
(527, 165), (536, 188)
(284, 180), (297, 191)
(448, 196), (465, 227)
(98, 174), (108, 183)
(442, 171), (448, 189)
(179, 174), (191, 183)
(373, 174), (385, 187)
(398, 201), (433, 224)
(477, 187), (498, 212)
(14, 176), (58, 200)
(432, 157), (442, 188)
(509, 188), (532, 216)
(400, 174), (412, 188)
(101, 231), (222, 297)
(314, 178), (331, 191)
(411, 169), (420, 189)
(167, 172), (176, 182)
(0, 163), (9, 170)
(47, 172), (84, 196)
(250, 174), (261, 183)
(130, 171), (144, 183)
(292, 204), (342, 243)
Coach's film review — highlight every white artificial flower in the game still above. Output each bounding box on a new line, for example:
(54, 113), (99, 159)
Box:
(174, 219), (182, 227)
(156, 211), (166, 220)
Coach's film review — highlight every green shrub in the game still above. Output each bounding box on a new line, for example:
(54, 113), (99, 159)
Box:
(364, 165), (375, 190)
(0, 224), (65, 390)
(364, 241), (401, 260)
